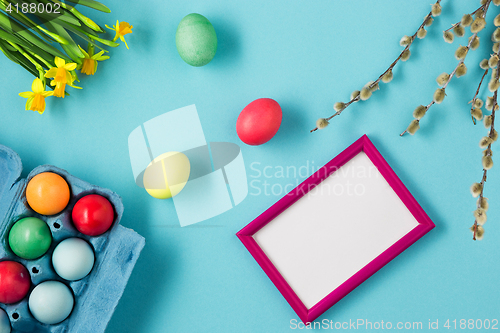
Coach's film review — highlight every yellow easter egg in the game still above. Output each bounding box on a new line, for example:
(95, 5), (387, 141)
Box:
(143, 152), (190, 199)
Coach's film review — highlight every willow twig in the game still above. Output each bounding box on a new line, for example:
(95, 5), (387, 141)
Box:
(310, 0), (442, 133)
(401, 0), (491, 136)
(444, 4), (486, 32)
(472, 44), (499, 241)
(470, 67), (489, 125)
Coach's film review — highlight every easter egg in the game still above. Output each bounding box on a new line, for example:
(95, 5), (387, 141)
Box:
(236, 98), (282, 145)
(143, 152), (191, 199)
(26, 172), (70, 215)
(0, 308), (10, 333)
(28, 281), (74, 325)
(8, 217), (52, 260)
(0, 261), (31, 304)
(52, 238), (95, 281)
(176, 13), (217, 67)
(72, 194), (114, 236)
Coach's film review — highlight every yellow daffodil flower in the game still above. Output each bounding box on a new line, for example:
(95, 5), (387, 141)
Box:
(44, 57), (78, 98)
(106, 20), (133, 49)
(18, 78), (53, 114)
(78, 44), (110, 75)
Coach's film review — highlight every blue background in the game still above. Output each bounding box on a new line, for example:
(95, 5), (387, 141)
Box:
(1, 0), (500, 331)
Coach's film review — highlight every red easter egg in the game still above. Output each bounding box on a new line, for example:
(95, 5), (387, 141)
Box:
(72, 194), (115, 236)
(236, 98), (282, 145)
(0, 261), (31, 304)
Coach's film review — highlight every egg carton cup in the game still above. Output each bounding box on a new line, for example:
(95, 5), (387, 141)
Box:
(0, 144), (145, 333)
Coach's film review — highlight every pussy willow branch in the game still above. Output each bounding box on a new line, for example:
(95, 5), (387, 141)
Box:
(470, 68), (489, 125)
(310, 0), (442, 133)
(444, 4), (487, 32)
(400, 1), (491, 136)
(473, 49), (499, 240)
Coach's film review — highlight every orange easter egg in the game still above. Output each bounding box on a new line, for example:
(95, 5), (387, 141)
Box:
(26, 172), (70, 215)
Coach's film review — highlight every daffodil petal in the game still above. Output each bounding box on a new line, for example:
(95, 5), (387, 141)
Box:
(26, 97), (34, 111)
(54, 56), (65, 68)
(19, 91), (34, 98)
(64, 63), (77, 71)
(96, 56), (110, 61)
(92, 51), (106, 59)
(31, 78), (44, 94)
(66, 71), (73, 84)
(41, 91), (54, 97)
(45, 68), (58, 78)
(78, 45), (90, 58)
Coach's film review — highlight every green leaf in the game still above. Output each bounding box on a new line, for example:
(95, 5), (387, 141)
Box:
(0, 39), (20, 64)
(0, 27), (32, 49)
(6, 0), (82, 26)
(50, 0), (103, 32)
(57, 21), (108, 52)
(44, 21), (84, 59)
(90, 35), (119, 47)
(63, 0), (110, 13)
(0, 1), (67, 43)
(0, 12), (67, 59)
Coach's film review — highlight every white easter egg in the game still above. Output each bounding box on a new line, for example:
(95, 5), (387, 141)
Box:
(28, 281), (74, 325)
(52, 238), (95, 281)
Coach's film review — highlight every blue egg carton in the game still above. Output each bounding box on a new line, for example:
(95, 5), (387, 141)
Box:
(0, 144), (145, 333)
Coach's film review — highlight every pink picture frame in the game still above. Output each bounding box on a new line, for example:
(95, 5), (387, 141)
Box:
(236, 135), (434, 324)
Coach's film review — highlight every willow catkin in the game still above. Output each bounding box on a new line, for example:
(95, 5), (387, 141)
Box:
(471, 108), (483, 120)
(484, 115), (493, 127)
(455, 45), (468, 60)
(334, 102), (346, 112)
(482, 155), (494, 170)
(382, 70), (393, 83)
(471, 17), (486, 33)
(477, 197), (489, 211)
(316, 118), (329, 129)
(474, 98), (484, 108)
(479, 136), (493, 148)
(431, 3), (442, 16)
(443, 31), (454, 43)
(462, 14), (473, 26)
(470, 36), (480, 50)
(456, 63), (467, 78)
(359, 88), (372, 101)
(492, 28), (500, 42)
(494, 14), (500, 26)
(417, 27), (427, 39)
(400, 35), (412, 46)
(401, 49), (411, 61)
(474, 208), (487, 225)
(351, 90), (360, 101)
(407, 119), (420, 135)
(413, 105), (427, 119)
(454, 24), (465, 37)
(433, 88), (446, 104)
(470, 182), (483, 197)
(436, 73), (450, 86)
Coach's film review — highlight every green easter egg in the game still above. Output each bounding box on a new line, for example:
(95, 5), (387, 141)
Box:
(9, 217), (52, 260)
(176, 13), (217, 67)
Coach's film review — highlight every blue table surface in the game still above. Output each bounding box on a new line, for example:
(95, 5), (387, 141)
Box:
(1, 0), (499, 332)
